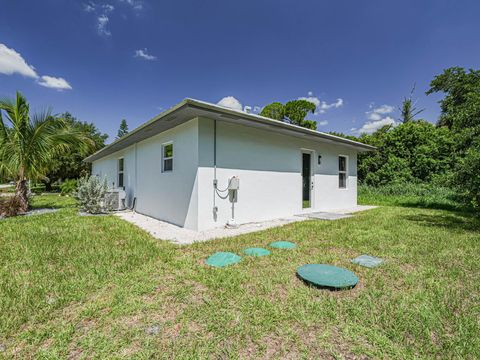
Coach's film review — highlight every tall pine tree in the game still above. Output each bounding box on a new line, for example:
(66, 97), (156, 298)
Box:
(117, 119), (129, 139)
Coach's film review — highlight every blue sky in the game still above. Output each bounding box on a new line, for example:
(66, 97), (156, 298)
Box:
(1, 0), (480, 141)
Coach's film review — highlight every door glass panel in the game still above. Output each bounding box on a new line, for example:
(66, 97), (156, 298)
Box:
(302, 153), (311, 208)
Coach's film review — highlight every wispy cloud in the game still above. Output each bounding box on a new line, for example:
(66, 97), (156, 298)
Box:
(298, 91), (344, 114)
(318, 98), (343, 113)
(83, 3), (115, 36)
(102, 4), (115, 12)
(0, 43), (72, 90)
(318, 120), (328, 126)
(120, 0), (143, 11)
(97, 15), (111, 36)
(83, 2), (95, 12)
(134, 48), (156, 60)
(38, 75), (72, 90)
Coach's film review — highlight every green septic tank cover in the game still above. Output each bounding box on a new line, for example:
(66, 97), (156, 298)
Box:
(297, 264), (359, 289)
(243, 247), (271, 257)
(269, 241), (296, 249)
(205, 252), (241, 268)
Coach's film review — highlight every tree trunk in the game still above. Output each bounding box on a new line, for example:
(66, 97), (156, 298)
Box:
(15, 179), (29, 213)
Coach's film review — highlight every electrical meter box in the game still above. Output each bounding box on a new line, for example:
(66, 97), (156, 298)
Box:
(228, 177), (240, 190)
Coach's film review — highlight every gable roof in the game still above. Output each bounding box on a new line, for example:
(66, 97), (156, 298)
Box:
(85, 98), (375, 162)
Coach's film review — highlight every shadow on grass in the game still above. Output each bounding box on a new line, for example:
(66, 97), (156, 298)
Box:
(391, 200), (469, 213)
(359, 195), (473, 213)
(402, 212), (480, 232)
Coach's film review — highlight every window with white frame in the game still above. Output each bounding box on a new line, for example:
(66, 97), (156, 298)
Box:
(118, 158), (124, 188)
(338, 155), (347, 189)
(162, 143), (173, 172)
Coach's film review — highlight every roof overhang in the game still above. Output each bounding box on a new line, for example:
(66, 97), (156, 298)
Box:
(85, 98), (375, 163)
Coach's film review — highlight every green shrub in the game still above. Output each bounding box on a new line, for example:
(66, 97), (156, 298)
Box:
(453, 143), (480, 210)
(60, 179), (78, 196)
(74, 176), (109, 214)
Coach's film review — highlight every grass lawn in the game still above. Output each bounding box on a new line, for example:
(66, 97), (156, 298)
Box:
(0, 194), (479, 358)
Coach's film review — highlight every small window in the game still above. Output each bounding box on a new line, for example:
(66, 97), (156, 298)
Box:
(118, 158), (124, 188)
(162, 143), (173, 172)
(339, 156), (347, 189)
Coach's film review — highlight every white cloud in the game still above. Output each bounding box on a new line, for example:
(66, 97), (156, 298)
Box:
(366, 103), (395, 121)
(97, 15), (111, 36)
(0, 43), (72, 90)
(352, 116), (396, 135)
(134, 48), (156, 60)
(372, 104), (395, 114)
(253, 106), (262, 113)
(217, 96), (243, 111)
(298, 93), (343, 114)
(298, 96), (320, 108)
(0, 43), (38, 78)
(351, 103), (397, 135)
(37, 76), (72, 90)
(319, 98), (343, 113)
(318, 120), (328, 126)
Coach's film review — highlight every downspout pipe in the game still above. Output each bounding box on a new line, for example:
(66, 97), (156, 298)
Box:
(213, 120), (217, 220)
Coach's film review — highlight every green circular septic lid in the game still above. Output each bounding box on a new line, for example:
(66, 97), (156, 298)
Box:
(243, 247), (271, 257)
(297, 264), (358, 289)
(205, 252), (241, 268)
(269, 241), (296, 249)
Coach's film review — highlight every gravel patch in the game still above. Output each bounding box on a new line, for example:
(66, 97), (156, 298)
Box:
(25, 208), (59, 217)
(79, 211), (110, 217)
(116, 211), (308, 245)
(0, 208), (58, 220)
(145, 325), (161, 335)
(115, 206), (377, 245)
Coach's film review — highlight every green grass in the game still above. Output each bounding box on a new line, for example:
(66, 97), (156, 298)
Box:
(0, 195), (479, 358)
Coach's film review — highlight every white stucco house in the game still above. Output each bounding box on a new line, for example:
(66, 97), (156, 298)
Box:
(85, 99), (375, 231)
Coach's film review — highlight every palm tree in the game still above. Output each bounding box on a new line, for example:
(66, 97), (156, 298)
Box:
(399, 84), (425, 123)
(0, 92), (93, 212)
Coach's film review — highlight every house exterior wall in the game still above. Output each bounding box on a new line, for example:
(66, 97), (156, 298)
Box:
(92, 116), (358, 231)
(92, 118), (200, 229)
(196, 118), (357, 230)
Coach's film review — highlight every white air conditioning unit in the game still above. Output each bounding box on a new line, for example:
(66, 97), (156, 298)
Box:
(105, 188), (127, 211)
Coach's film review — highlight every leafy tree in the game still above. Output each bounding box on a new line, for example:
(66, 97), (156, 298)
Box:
(0, 92), (93, 211)
(260, 102), (284, 121)
(399, 85), (424, 123)
(260, 100), (317, 129)
(45, 113), (108, 189)
(117, 119), (129, 139)
(454, 141), (480, 210)
(427, 67), (480, 131)
(284, 100), (317, 129)
(351, 121), (455, 186)
(427, 67), (480, 208)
